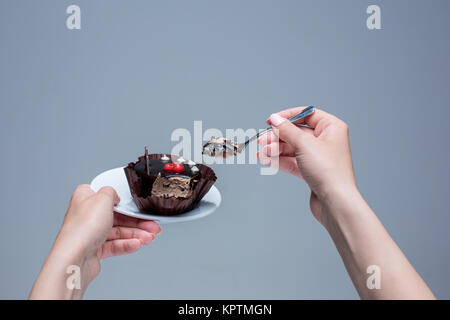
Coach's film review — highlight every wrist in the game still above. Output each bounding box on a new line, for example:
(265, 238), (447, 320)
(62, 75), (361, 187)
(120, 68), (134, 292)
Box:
(54, 225), (100, 283)
(317, 181), (360, 206)
(318, 184), (367, 229)
(41, 226), (98, 298)
(29, 238), (88, 300)
(56, 216), (100, 259)
(52, 231), (89, 267)
(53, 225), (90, 261)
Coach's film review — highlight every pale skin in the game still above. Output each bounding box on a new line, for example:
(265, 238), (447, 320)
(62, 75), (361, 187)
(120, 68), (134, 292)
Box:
(29, 185), (161, 299)
(30, 107), (435, 300)
(257, 106), (435, 299)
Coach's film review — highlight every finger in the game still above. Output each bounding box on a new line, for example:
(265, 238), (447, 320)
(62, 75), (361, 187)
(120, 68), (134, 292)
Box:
(113, 213), (162, 235)
(258, 127), (314, 146)
(263, 142), (296, 157)
(70, 184), (95, 205)
(268, 114), (309, 151)
(257, 131), (277, 146)
(278, 156), (303, 179)
(267, 106), (336, 129)
(257, 152), (303, 179)
(257, 151), (271, 166)
(107, 226), (155, 245)
(100, 239), (142, 259)
(97, 186), (120, 206)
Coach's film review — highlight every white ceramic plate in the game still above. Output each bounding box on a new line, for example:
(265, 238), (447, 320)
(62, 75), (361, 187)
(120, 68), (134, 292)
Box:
(90, 167), (221, 224)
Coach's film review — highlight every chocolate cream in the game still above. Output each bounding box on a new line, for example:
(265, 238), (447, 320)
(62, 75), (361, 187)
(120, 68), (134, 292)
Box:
(151, 173), (194, 199)
(202, 137), (238, 158)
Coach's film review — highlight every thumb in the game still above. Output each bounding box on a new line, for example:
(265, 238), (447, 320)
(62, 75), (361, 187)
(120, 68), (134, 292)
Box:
(97, 186), (120, 206)
(268, 113), (306, 151)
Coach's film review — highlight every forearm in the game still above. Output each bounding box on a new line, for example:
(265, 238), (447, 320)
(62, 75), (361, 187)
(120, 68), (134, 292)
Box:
(322, 187), (435, 300)
(29, 232), (91, 300)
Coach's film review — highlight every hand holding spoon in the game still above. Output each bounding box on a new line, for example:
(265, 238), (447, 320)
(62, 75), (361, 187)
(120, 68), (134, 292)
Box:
(202, 106), (315, 158)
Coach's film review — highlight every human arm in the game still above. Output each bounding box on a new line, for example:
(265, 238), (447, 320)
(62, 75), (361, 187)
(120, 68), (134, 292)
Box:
(258, 107), (435, 299)
(29, 185), (161, 299)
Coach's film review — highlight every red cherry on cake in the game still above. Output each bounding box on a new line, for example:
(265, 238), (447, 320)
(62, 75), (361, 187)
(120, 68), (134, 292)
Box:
(163, 163), (175, 172)
(173, 163), (184, 173)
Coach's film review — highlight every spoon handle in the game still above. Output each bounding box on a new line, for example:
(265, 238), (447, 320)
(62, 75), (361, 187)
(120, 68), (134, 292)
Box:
(287, 105), (315, 123)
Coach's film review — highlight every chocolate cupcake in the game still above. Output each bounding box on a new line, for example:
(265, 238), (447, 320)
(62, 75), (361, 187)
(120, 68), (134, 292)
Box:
(124, 148), (217, 216)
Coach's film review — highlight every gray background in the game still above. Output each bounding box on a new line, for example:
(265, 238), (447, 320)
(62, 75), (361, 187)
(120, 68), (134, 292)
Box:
(1, 0), (449, 299)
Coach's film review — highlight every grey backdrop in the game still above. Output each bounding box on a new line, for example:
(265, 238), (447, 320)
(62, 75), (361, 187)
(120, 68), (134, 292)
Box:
(1, 0), (449, 299)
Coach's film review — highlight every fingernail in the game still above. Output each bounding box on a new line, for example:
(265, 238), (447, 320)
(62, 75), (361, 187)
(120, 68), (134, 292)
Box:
(269, 114), (286, 127)
(146, 234), (155, 245)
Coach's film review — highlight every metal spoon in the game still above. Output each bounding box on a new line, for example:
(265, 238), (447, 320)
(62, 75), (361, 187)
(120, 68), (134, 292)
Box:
(202, 106), (315, 158)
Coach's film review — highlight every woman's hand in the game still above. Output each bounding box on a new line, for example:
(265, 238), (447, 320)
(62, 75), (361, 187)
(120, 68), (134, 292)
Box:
(258, 106), (435, 299)
(257, 106), (357, 226)
(30, 185), (161, 299)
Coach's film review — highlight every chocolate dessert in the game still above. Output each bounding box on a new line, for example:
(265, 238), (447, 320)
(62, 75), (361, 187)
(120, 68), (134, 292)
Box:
(202, 137), (238, 158)
(124, 147), (217, 215)
(151, 175), (194, 198)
